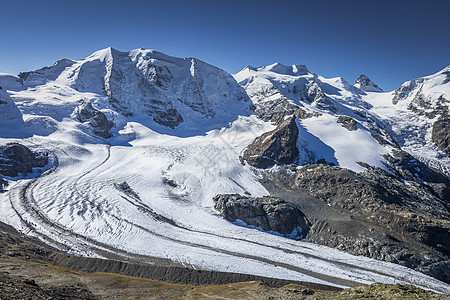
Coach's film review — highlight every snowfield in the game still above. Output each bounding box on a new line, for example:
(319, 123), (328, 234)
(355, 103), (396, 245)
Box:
(0, 48), (449, 293)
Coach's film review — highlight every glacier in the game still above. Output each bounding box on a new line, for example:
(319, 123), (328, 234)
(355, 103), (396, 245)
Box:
(0, 48), (449, 293)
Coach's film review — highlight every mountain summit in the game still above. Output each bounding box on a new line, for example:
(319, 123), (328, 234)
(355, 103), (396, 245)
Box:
(11, 47), (252, 133)
(354, 74), (383, 92)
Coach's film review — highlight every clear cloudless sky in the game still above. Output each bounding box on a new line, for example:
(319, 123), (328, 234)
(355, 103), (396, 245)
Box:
(1, 0), (449, 91)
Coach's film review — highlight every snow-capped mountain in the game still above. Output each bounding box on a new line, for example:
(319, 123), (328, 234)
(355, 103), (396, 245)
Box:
(6, 47), (251, 137)
(234, 62), (450, 176)
(0, 48), (449, 293)
(234, 63), (396, 172)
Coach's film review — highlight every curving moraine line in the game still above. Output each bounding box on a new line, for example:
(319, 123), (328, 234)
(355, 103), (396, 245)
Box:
(8, 145), (177, 265)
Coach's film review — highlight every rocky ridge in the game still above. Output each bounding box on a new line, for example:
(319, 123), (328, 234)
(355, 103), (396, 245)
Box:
(229, 160), (450, 283)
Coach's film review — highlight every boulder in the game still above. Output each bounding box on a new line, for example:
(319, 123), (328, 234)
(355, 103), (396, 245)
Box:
(213, 194), (309, 239)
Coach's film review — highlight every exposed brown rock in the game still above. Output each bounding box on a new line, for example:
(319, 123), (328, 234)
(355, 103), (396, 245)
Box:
(258, 162), (450, 283)
(242, 116), (299, 168)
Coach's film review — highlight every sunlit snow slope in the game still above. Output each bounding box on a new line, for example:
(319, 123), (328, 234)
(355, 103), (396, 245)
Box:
(0, 49), (449, 293)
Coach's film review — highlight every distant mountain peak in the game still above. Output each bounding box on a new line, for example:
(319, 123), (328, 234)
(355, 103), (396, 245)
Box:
(243, 65), (257, 71)
(355, 74), (383, 92)
(262, 62), (309, 76)
(292, 64), (309, 74)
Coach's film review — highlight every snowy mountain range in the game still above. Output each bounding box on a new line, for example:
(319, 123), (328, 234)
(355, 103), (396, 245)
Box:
(0, 48), (449, 293)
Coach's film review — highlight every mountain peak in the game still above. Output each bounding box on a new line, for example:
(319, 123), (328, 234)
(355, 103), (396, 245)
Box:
(292, 64), (309, 74)
(243, 65), (257, 71)
(355, 74), (383, 92)
(87, 47), (120, 61)
(262, 62), (309, 76)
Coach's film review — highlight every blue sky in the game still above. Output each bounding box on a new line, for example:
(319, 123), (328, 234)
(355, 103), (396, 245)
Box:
(1, 0), (449, 91)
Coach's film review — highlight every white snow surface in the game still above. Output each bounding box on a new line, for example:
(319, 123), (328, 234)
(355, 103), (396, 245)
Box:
(0, 50), (449, 293)
(363, 66), (450, 175)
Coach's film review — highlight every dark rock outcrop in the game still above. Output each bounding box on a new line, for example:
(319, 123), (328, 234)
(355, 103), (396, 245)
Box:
(253, 98), (316, 125)
(383, 150), (450, 200)
(242, 116), (299, 168)
(408, 93), (449, 119)
(432, 113), (450, 156)
(312, 88), (339, 113)
(337, 115), (357, 131)
(0, 86), (5, 105)
(370, 132), (395, 147)
(74, 100), (113, 138)
(260, 163), (450, 283)
(355, 75), (383, 92)
(253, 97), (300, 124)
(0, 143), (48, 177)
(213, 194), (309, 239)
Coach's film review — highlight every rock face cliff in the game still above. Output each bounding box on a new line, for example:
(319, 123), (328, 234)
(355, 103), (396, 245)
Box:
(432, 113), (450, 156)
(233, 63), (339, 124)
(242, 116), (299, 168)
(69, 48), (252, 129)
